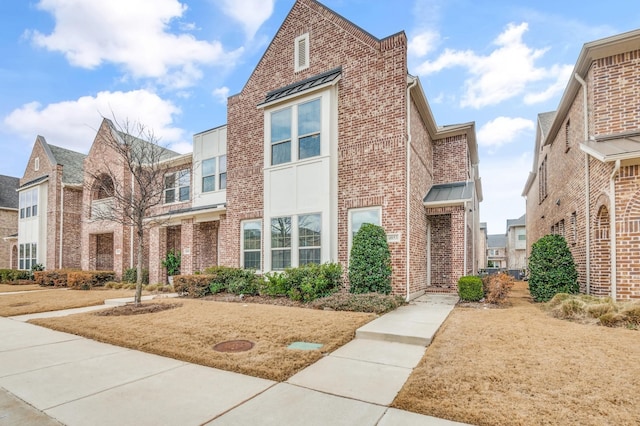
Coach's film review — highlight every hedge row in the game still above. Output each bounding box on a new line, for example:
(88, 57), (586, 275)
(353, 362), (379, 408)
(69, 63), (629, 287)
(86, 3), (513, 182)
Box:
(457, 272), (515, 304)
(0, 269), (31, 283)
(174, 263), (343, 302)
(34, 269), (115, 288)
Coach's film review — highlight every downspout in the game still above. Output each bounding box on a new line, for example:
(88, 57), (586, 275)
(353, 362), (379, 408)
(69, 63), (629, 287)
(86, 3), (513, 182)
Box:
(463, 201), (468, 274)
(406, 76), (418, 301)
(610, 159), (620, 300)
(574, 73), (591, 294)
(59, 184), (65, 269)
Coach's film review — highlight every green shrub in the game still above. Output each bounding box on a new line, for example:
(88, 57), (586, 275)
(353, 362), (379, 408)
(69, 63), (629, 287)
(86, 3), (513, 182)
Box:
(310, 292), (405, 314)
(0, 269), (31, 283)
(528, 234), (579, 302)
(458, 275), (484, 301)
(68, 271), (116, 290)
(123, 268), (149, 284)
(204, 266), (256, 291)
(482, 272), (514, 304)
(283, 263), (343, 302)
(209, 281), (226, 294)
(227, 275), (260, 296)
(348, 223), (392, 294)
(261, 272), (290, 296)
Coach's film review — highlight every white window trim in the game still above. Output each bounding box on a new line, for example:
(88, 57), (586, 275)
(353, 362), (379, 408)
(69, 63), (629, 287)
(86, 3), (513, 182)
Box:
(348, 206), (382, 254)
(201, 155), (226, 193)
(294, 33), (309, 72)
(264, 93), (327, 170)
(164, 169), (191, 204)
(241, 219), (262, 271)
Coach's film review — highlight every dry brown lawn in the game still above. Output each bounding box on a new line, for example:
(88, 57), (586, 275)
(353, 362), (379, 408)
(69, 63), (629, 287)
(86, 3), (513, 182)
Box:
(0, 283), (42, 293)
(0, 288), (142, 317)
(393, 281), (640, 425)
(30, 298), (375, 381)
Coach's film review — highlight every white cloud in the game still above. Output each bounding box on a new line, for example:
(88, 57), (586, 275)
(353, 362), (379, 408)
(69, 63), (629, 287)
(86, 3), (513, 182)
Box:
(524, 64), (573, 104)
(477, 116), (534, 148)
(480, 153), (530, 234)
(29, 0), (236, 89)
(221, 0), (274, 40)
(212, 87), (230, 104)
(3, 90), (186, 152)
(414, 22), (571, 108)
(408, 30), (440, 57)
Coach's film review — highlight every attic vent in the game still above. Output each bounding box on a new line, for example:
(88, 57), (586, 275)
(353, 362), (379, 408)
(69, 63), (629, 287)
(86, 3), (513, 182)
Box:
(34, 157), (40, 171)
(295, 33), (309, 72)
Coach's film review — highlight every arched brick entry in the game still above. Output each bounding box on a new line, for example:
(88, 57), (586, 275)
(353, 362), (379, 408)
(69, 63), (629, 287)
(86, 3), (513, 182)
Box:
(592, 205), (611, 296)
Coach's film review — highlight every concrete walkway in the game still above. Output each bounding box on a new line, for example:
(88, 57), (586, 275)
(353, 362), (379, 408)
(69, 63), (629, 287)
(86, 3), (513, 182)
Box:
(0, 293), (469, 426)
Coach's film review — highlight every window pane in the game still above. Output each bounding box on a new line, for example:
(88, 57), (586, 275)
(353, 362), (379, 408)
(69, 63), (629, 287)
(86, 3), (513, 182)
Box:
(298, 99), (320, 135)
(272, 141), (291, 165)
(165, 189), (175, 203)
(299, 214), (321, 247)
(219, 172), (227, 190)
(179, 186), (190, 201)
(26, 206), (31, 218)
(32, 244), (37, 261)
(244, 251), (261, 270)
(243, 222), (261, 250)
(203, 176), (215, 192)
(351, 209), (381, 239)
(164, 174), (175, 189)
(271, 250), (291, 270)
(271, 108), (291, 143)
(271, 217), (291, 248)
(219, 155), (227, 173)
(299, 134), (320, 160)
(25, 244), (30, 259)
(32, 204), (37, 216)
(178, 170), (190, 187)
(299, 248), (321, 266)
(203, 158), (215, 177)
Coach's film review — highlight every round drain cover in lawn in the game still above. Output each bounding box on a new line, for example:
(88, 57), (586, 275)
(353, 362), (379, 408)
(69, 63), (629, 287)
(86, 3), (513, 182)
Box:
(213, 340), (255, 352)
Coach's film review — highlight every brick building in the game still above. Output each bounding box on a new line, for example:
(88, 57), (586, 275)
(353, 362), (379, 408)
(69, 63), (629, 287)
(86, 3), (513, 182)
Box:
(219, 0), (482, 297)
(486, 234), (507, 269)
(0, 175), (19, 269)
(17, 136), (85, 271)
(16, 0), (482, 297)
(523, 29), (640, 300)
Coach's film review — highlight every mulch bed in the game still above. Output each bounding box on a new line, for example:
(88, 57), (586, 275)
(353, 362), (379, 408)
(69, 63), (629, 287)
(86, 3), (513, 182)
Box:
(201, 293), (307, 308)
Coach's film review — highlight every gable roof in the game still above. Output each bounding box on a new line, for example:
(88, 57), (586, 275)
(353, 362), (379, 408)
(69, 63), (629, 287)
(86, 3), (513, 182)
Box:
(48, 144), (87, 185)
(487, 234), (507, 248)
(506, 214), (526, 230)
(522, 111), (556, 196)
(0, 175), (19, 209)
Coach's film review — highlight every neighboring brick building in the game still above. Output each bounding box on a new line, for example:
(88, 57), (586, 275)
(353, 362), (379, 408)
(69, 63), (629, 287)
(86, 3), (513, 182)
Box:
(18, 136), (85, 270)
(523, 29), (640, 300)
(506, 214), (526, 271)
(478, 222), (487, 269)
(0, 175), (19, 269)
(16, 0), (482, 297)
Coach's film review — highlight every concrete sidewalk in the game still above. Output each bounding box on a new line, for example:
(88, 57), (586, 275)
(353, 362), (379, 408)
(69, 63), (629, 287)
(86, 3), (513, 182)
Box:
(0, 293), (469, 426)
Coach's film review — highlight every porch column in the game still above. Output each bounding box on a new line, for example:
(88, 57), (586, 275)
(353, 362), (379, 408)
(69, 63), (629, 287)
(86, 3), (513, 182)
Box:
(149, 226), (165, 284)
(181, 218), (196, 276)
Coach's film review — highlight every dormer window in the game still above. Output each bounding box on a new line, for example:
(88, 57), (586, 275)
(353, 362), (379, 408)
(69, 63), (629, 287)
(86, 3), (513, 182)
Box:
(294, 33), (309, 72)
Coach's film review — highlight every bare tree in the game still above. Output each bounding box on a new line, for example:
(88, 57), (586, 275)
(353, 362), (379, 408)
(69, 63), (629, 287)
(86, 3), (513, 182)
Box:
(86, 117), (176, 304)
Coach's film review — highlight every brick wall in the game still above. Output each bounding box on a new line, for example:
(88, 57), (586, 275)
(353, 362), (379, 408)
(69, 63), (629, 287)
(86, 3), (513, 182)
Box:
(0, 209), (17, 268)
(221, 0), (409, 293)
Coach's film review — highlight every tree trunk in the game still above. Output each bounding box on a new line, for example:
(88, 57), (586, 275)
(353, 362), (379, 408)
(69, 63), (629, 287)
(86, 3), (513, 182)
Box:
(135, 227), (144, 305)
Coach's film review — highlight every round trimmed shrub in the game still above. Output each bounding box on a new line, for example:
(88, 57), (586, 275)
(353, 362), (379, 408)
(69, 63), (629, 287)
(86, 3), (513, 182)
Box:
(528, 234), (579, 302)
(348, 223), (392, 295)
(458, 275), (484, 301)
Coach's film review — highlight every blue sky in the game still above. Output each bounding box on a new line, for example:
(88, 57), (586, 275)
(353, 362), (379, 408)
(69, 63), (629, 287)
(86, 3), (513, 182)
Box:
(0, 0), (638, 234)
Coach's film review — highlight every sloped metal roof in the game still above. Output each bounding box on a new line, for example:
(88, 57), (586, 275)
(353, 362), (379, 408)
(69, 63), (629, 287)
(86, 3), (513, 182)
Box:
(19, 175), (49, 190)
(423, 181), (473, 206)
(580, 133), (640, 162)
(0, 175), (19, 209)
(260, 67), (342, 106)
